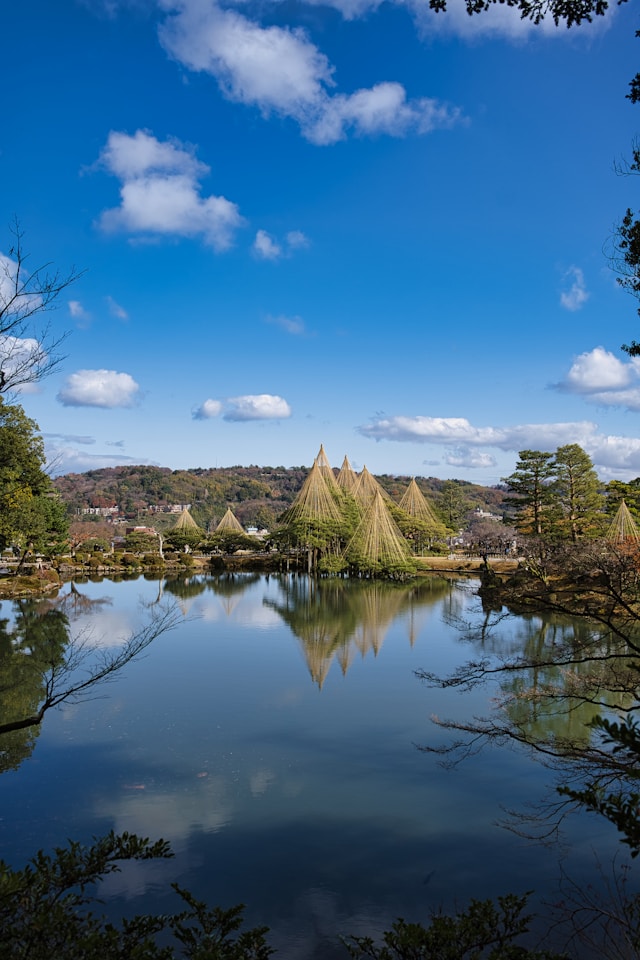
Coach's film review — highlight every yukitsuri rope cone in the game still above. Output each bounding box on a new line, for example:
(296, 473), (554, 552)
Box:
(345, 489), (412, 572)
(336, 455), (358, 493)
(216, 507), (245, 533)
(398, 477), (440, 526)
(350, 582), (407, 657)
(172, 507), (200, 530)
(314, 443), (341, 495)
(606, 499), (640, 543)
(352, 465), (392, 508)
(280, 460), (344, 524)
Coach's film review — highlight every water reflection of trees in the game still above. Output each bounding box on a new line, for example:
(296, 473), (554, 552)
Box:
(0, 600), (69, 771)
(265, 575), (452, 687)
(420, 600), (638, 838)
(163, 573), (261, 616)
(0, 583), (180, 775)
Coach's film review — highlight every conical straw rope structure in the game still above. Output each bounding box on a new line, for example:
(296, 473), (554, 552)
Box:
(172, 507), (200, 530)
(352, 465), (392, 507)
(606, 499), (640, 543)
(336, 455), (358, 493)
(314, 443), (341, 495)
(280, 461), (343, 524)
(398, 477), (441, 525)
(345, 489), (411, 568)
(216, 507), (245, 533)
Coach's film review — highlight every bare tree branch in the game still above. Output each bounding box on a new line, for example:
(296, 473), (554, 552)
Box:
(0, 218), (83, 394)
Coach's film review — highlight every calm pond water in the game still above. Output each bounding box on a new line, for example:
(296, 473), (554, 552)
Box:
(0, 573), (628, 957)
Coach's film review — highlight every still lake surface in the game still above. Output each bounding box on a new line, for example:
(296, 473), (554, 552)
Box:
(0, 572), (627, 956)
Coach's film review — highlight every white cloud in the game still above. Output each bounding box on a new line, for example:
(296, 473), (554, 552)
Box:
(106, 295), (129, 320)
(560, 266), (589, 311)
(307, 81), (462, 145)
(266, 313), (306, 335)
(398, 0), (612, 40)
(45, 444), (143, 477)
(253, 229), (310, 259)
(97, 129), (245, 250)
(555, 347), (640, 410)
(0, 336), (43, 391)
(444, 446), (497, 469)
(263, 0), (611, 38)
(192, 398), (223, 419)
(68, 300), (92, 325)
(359, 411), (640, 478)
(223, 394), (292, 420)
(359, 414), (597, 449)
(561, 346), (630, 392)
(158, 0), (463, 144)
(57, 369), (141, 408)
(286, 230), (309, 250)
(253, 230), (282, 260)
(0, 252), (41, 319)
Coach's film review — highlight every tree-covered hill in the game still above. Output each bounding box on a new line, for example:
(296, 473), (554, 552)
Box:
(53, 463), (508, 532)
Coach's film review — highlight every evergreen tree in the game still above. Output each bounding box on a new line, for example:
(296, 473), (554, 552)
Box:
(502, 450), (555, 537)
(552, 444), (604, 541)
(0, 398), (68, 559)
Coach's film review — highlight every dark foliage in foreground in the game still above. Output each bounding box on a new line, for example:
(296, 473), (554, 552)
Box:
(0, 833), (568, 959)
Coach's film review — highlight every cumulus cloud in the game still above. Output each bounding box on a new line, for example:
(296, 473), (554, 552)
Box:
(359, 411), (640, 477)
(57, 369), (141, 408)
(265, 313), (306, 335)
(560, 266), (589, 311)
(193, 393), (292, 420)
(253, 230), (282, 260)
(158, 0), (463, 144)
(224, 394), (291, 420)
(97, 129), (245, 250)
(192, 398), (223, 419)
(555, 347), (640, 410)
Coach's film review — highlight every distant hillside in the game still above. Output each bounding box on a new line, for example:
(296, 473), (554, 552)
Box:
(53, 464), (508, 531)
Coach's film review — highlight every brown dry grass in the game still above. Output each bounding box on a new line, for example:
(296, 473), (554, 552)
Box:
(416, 556), (519, 574)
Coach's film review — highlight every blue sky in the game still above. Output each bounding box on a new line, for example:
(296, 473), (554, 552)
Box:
(2, 0), (640, 484)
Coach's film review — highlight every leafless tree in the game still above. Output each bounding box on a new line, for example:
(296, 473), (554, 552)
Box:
(0, 218), (82, 394)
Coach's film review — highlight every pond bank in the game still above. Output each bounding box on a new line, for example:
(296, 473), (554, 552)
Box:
(0, 554), (520, 600)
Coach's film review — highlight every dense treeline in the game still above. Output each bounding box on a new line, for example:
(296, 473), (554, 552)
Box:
(53, 463), (509, 532)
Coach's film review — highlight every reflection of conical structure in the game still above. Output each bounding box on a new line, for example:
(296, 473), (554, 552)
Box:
(350, 582), (406, 657)
(352, 465), (392, 507)
(172, 507), (200, 530)
(266, 575), (452, 686)
(264, 577), (357, 689)
(314, 443), (341, 495)
(606, 500), (640, 543)
(399, 478), (440, 525)
(345, 490), (411, 569)
(336, 641), (355, 675)
(336, 455), (358, 493)
(216, 507), (244, 533)
(207, 572), (261, 616)
(280, 461), (343, 523)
